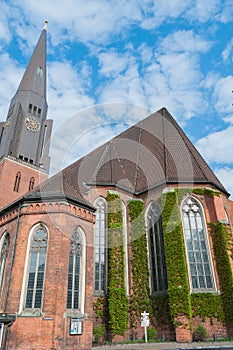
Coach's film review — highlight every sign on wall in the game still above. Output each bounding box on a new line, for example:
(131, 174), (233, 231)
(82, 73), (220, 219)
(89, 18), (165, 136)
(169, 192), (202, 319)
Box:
(70, 318), (83, 335)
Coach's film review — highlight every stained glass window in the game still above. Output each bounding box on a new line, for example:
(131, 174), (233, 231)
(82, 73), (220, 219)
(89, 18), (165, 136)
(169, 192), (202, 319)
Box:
(67, 228), (82, 309)
(25, 226), (48, 309)
(181, 197), (215, 291)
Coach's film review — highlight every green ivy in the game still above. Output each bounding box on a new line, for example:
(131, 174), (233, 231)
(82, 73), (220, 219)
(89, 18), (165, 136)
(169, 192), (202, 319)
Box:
(93, 297), (105, 320)
(209, 222), (233, 324)
(107, 192), (128, 336)
(191, 293), (224, 322)
(151, 295), (173, 326)
(161, 191), (192, 323)
(128, 200), (151, 328)
(192, 188), (220, 197)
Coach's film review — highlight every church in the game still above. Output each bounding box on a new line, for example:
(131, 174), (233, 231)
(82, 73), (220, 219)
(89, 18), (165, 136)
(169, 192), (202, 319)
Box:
(0, 23), (233, 350)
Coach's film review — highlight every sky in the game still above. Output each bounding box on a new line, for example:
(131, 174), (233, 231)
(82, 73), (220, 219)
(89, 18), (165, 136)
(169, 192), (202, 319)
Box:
(0, 0), (233, 195)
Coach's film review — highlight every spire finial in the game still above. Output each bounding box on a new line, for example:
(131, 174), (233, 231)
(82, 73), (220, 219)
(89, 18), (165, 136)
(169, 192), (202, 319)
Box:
(43, 20), (48, 30)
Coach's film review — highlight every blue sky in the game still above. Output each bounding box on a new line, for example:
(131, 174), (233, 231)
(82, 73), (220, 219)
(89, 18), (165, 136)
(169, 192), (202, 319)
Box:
(0, 0), (233, 195)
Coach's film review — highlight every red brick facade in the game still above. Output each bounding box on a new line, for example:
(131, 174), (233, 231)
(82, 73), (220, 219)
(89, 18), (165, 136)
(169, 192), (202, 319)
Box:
(0, 157), (47, 209)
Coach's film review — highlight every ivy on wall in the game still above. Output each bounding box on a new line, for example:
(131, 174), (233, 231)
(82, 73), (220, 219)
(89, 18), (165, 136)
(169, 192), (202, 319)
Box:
(191, 293), (224, 323)
(209, 222), (233, 324)
(161, 191), (192, 324)
(107, 192), (128, 336)
(93, 187), (233, 337)
(128, 199), (151, 328)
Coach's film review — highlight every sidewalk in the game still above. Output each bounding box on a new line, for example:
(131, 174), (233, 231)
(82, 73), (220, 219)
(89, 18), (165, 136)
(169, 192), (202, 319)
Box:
(93, 340), (233, 350)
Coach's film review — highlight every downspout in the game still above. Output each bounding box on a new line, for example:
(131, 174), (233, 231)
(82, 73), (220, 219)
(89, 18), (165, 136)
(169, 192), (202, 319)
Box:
(4, 202), (22, 312)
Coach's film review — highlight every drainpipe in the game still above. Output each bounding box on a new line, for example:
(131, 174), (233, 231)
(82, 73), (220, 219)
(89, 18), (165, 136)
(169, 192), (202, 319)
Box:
(4, 202), (22, 312)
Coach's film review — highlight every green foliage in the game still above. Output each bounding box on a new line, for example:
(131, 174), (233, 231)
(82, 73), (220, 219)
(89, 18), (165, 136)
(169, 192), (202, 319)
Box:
(193, 325), (208, 341)
(191, 293), (224, 322)
(93, 324), (106, 345)
(93, 297), (105, 320)
(147, 326), (157, 341)
(128, 200), (151, 328)
(192, 188), (220, 198)
(93, 324), (106, 337)
(107, 192), (128, 336)
(209, 222), (233, 324)
(151, 295), (173, 326)
(161, 191), (192, 322)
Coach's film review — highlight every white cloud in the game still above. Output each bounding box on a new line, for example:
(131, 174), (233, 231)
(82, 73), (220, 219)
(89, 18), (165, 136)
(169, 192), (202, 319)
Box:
(187, 0), (219, 22)
(11, 0), (142, 46)
(196, 126), (233, 164)
(96, 34), (208, 124)
(158, 30), (213, 54)
(48, 60), (94, 128)
(140, 0), (191, 29)
(215, 167), (233, 197)
(222, 38), (233, 61)
(98, 50), (133, 78)
(0, 1), (11, 43)
(1, 0), (230, 51)
(0, 53), (24, 120)
(213, 75), (233, 116)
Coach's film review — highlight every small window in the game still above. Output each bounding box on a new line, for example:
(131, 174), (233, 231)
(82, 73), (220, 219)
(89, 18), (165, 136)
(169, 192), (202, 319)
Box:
(0, 233), (10, 295)
(28, 104), (32, 113)
(38, 108), (41, 117)
(28, 177), (35, 191)
(33, 106), (37, 115)
(13, 172), (21, 192)
(19, 155), (23, 160)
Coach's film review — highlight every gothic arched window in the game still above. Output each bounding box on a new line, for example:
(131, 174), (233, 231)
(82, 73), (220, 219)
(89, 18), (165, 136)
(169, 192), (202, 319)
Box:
(67, 228), (82, 309)
(14, 172), (21, 192)
(25, 225), (48, 309)
(0, 233), (10, 295)
(181, 196), (215, 291)
(94, 198), (107, 293)
(147, 202), (167, 294)
(28, 177), (35, 191)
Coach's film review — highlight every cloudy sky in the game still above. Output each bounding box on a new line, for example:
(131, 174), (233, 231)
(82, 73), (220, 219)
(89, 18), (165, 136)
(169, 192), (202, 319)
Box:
(0, 0), (233, 195)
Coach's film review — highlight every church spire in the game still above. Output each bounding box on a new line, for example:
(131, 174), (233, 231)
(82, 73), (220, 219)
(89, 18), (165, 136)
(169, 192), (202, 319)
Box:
(0, 21), (53, 173)
(17, 20), (48, 98)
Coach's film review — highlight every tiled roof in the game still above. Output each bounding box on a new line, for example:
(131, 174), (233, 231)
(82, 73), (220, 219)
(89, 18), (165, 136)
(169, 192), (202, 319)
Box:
(26, 107), (228, 203)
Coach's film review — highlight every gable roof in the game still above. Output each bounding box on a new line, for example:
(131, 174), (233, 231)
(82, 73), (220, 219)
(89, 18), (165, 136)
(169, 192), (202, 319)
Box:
(22, 107), (228, 205)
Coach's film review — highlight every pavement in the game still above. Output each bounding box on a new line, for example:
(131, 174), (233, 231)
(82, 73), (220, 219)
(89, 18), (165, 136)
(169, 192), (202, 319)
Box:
(93, 340), (233, 350)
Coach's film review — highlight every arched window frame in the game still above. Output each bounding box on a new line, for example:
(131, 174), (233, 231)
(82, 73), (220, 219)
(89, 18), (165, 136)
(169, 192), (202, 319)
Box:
(19, 223), (48, 315)
(94, 198), (107, 294)
(181, 196), (217, 293)
(13, 172), (21, 192)
(0, 232), (10, 296)
(146, 201), (168, 295)
(28, 177), (35, 191)
(66, 226), (86, 314)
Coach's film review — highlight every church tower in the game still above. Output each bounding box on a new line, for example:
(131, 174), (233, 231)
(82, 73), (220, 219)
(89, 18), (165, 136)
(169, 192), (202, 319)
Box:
(0, 21), (52, 208)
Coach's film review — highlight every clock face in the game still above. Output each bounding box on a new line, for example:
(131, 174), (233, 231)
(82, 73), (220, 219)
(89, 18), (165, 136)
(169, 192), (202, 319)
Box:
(25, 116), (40, 132)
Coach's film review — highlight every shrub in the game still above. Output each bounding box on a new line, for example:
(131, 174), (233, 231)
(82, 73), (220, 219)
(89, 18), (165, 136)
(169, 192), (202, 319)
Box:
(147, 327), (157, 341)
(193, 325), (208, 341)
(93, 324), (105, 344)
